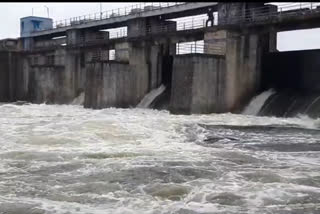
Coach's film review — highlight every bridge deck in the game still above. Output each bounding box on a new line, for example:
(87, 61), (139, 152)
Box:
(27, 3), (218, 38)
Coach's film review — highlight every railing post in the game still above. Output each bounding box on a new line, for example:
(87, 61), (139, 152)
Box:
(192, 18), (194, 29)
(191, 44), (193, 53)
(195, 41), (197, 53)
(177, 43), (179, 54)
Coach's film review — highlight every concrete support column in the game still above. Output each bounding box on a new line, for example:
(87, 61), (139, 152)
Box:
(84, 30), (109, 43)
(22, 37), (34, 51)
(204, 30), (227, 55)
(128, 41), (149, 104)
(170, 54), (226, 114)
(218, 2), (264, 24)
(223, 29), (264, 112)
(269, 27), (277, 52)
(128, 17), (177, 37)
(127, 18), (147, 38)
(66, 29), (82, 46)
(115, 42), (129, 62)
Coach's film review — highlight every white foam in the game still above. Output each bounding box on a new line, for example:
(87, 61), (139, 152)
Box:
(0, 104), (320, 213)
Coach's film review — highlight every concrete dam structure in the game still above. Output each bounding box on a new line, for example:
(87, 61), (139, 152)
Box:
(1, 2), (320, 117)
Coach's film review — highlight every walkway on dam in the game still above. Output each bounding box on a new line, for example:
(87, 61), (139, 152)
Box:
(30, 2), (320, 51)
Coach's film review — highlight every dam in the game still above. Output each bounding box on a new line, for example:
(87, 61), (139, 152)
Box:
(1, 2), (320, 117)
(2, 3), (320, 213)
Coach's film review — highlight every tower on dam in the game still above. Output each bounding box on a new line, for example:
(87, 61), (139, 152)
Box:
(1, 2), (320, 115)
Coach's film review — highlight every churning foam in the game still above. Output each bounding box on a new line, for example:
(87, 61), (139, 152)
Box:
(0, 103), (320, 214)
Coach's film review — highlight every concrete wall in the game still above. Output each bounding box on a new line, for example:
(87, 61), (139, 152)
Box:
(28, 66), (64, 104)
(84, 62), (134, 109)
(170, 54), (226, 114)
(128, 41), (150, 103)
(203, 28), (267, 113)
(14, 47), (85, 104)
(0, 51), (21, 102)
(0, 52), (11, 101)
(204, 30), (226, 55)
(224, 30), (262, 112)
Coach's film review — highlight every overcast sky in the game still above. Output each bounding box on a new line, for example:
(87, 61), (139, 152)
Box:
(0, 2), (320, 51)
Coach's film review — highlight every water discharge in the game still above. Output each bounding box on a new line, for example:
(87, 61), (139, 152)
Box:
(71, 92), (85, 106)
(137, 85), (166, 108)
(0, 104), (320, 213)
(242, 89), (275, 116)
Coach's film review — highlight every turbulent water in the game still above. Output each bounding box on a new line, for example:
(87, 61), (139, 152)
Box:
(1, 103), (320, 214)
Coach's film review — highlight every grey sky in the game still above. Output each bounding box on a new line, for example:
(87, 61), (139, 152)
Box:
(0, 2), (319, 51)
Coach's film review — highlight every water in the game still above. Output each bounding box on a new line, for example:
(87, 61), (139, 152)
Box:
(242, 89), (275, 116)
(137, 85), (166, 108)
(1, 104), (320, 214)
(70, 92), (85, 106)
(259, 90), (320, 118)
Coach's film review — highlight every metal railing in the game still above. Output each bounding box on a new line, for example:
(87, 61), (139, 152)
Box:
(218, 2), (320, 25)
(176, 41), (225, 55)
(51, 3), (186, 31)
(31, 2), (320, 50)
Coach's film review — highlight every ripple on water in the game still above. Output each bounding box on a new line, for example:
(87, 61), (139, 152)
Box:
(1, 104), (320, 213)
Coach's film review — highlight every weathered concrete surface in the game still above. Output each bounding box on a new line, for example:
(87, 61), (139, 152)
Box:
(170, 54), (226, 114)
(115, 42), (129, 62)
(28, 66), (64, 104)
(224, 30), (262, 112)
(84, 62), (134, 109)
(203, 27), (273, 113)
(14, 47), (86, 104)
(0, 51), (21, 102)
(128, 41), (150, 103)
(204, 30), (226, 55)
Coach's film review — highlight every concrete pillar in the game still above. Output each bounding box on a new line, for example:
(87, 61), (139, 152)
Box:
(84, 62), (134, 109)
(115, 42), (129, 62)
(218, 3), (265, 24)
(269, 27), (277, 52)
(128, 41), (149, 104)
(127, 18), (147, 38)
(204, 30), (227, 55)
(223, 30), (264, 112)
(128, 17), (177, 37)
(170, 54), (226, 114)
(66, 29), (83, 46)
(84, 30), (109, 43)
(22, 37), (34, 51)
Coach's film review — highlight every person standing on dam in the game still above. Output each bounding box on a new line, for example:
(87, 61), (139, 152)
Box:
(206, 8), (214, 27)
